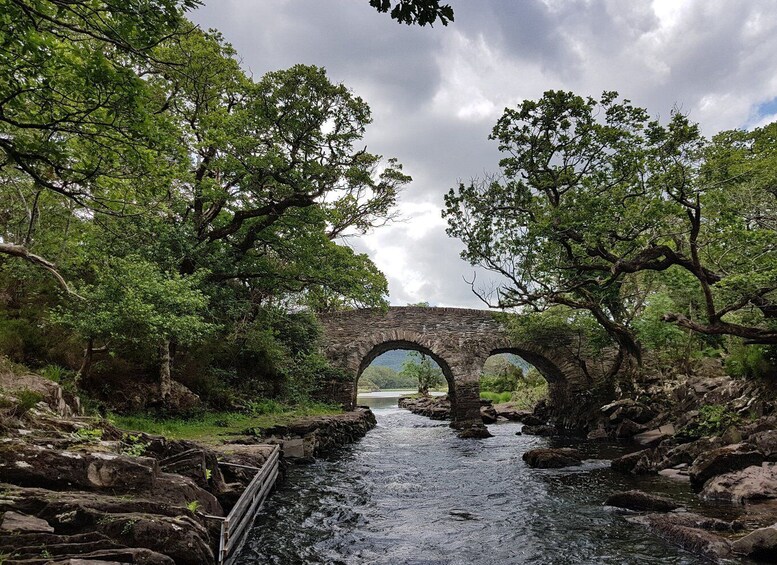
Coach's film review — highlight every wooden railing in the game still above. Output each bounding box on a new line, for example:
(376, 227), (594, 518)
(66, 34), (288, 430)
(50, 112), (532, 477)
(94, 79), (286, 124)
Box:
(208, 444), (280, 565)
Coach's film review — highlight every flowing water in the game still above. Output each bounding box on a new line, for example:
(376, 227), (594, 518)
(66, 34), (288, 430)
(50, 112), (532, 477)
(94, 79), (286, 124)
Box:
(237, 392), (745, 564)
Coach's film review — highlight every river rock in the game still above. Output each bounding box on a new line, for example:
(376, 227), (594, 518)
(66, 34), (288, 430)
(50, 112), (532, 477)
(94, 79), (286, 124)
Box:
(480, 404), (498, 424)
(0, 510), (54, 533)
(522, 448), (582, 468)
(615, 418), (648, 439)
(633, 424), (675, 447)
(153, 472), (223, 516)
(521, 424), (556, 436)
(587, 428), (610, 441)
(701, 463), (777, 503)
(494, 406), (545, 425)
(398, 396), (450, 420)
(611, 448), (657, 474)
(629, 511), (741, 532)
(731, 523), (777, 562)
(656, 436), (724, 471)
(605, 490), (680, 512)
(95, 513), (214, 565)
(749, 430), (777, 460)
(634, 513), (732, 560)
(601, 399), (656, 425)
(457, 424), (493, 439)
(689, 443), (765, 490)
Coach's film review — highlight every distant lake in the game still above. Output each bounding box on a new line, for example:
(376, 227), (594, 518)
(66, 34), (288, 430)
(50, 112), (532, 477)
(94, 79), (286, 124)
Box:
(357, 389), (445, 410)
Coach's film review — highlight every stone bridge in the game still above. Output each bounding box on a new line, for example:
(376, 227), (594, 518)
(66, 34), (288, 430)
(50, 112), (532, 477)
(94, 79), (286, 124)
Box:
(318, 306), (605, 435)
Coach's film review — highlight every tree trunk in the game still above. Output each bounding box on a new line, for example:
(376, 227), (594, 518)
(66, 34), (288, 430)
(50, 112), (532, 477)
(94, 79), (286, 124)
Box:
(76, 338), (94, 386)
(159, 338), (172, 402)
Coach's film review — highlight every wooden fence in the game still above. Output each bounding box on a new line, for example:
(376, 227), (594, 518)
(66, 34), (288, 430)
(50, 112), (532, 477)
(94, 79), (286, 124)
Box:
(208, 444), (280, 564)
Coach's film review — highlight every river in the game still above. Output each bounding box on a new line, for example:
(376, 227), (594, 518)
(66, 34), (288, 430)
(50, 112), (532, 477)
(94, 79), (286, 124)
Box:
(237, 391), (735, 564)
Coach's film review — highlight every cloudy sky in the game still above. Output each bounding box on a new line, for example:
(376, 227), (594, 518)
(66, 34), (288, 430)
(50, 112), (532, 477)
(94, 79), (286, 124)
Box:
(191, 0), (777, 308)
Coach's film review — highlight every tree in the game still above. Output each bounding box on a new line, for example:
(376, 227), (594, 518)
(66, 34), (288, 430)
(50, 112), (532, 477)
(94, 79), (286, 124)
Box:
(444, 90), (777, 370)
(142, 31), (409, 304)
(400, 351), (444, 395)
(0, 0), (198, 287)
(54, 255), (216, 400)
(369, 0), (454, 26)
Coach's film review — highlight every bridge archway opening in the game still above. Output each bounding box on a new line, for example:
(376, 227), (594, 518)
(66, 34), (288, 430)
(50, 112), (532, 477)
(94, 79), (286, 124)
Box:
(355, 340), (454, 404)
(480, 351), (548, 407)
(489, 347), (568, 385)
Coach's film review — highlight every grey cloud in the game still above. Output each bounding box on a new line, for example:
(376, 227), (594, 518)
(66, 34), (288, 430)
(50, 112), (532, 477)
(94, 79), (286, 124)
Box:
(193, 0), (777, 308)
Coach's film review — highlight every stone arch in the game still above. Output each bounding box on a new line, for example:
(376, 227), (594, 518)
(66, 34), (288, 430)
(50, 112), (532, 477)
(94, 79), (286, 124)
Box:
(351, 330), (458, 408)
(486, 333), (590, 390)
(317, 306), (607, 436)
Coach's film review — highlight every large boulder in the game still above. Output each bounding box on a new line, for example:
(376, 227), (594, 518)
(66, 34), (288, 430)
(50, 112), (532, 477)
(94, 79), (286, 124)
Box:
(95, 514), (214, 565)
(601, 399), (656, 425)
(701, 463), (777, 503)
(494, 405), (545, 425)
(632, 424), (675, 447)
(522, 448), (582, 469)
(749, 430), (777, 460)
(457, 424), (493, 439)
(731, 523), (777, 562)
(615, 419), (648, 439)
(689, 444), (765, 490)
(0, 442), (158, 493)
(604, 490), (680, 512)
(480, 403), (498, 424)
(656, 436), (724, 470)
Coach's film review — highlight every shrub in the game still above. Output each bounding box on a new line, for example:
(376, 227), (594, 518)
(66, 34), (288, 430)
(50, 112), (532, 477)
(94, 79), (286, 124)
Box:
(13, 389), (44, 416)
(682, 404), (741, 439)
(725, 343), (774, 379)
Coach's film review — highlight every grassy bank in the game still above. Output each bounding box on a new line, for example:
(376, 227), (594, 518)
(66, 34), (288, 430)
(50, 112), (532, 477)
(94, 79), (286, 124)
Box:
(111, 401), (342, 443)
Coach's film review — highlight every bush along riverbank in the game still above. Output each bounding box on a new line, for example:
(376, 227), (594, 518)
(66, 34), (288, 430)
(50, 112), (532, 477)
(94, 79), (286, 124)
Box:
(399, 358), (777, 562)
(0, 367), (376, 564)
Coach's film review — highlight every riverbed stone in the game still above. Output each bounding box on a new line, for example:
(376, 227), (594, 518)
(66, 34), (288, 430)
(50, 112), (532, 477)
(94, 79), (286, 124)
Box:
(656, 436), (724, 471)
(731, 523), (777, 561)
(701, 463), (777, 503)
(523, 448), (582, 468)
(457, 424), (493, 439)
(689, 443), (765, 490)
(633, 424), (675, 447)
(634, 514), (732, 560)
(749, 430), (777, 460)
(615, 418), (648, 439)
(521, 424), (556, 436)
(605, 490), (680, 512)
(611, 448), (657, 474)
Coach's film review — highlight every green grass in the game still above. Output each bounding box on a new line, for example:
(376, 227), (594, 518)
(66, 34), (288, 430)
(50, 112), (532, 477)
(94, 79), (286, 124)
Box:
(110, 402), (342, 443)
(480, 391), (512, 403)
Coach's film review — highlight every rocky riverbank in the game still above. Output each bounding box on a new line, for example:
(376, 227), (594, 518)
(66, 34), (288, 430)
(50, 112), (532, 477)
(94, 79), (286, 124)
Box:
(397, 394), (539, 425)
(400, 364), (777, 562)
(0, 370), (376, 564)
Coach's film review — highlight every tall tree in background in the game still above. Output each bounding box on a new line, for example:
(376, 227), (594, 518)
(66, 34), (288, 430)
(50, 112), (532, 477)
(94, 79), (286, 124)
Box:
(400, 351), (444, 395)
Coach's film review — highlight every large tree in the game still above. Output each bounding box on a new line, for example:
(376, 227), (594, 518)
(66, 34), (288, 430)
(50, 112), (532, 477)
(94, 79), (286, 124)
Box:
(444, 90), (777, 367)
